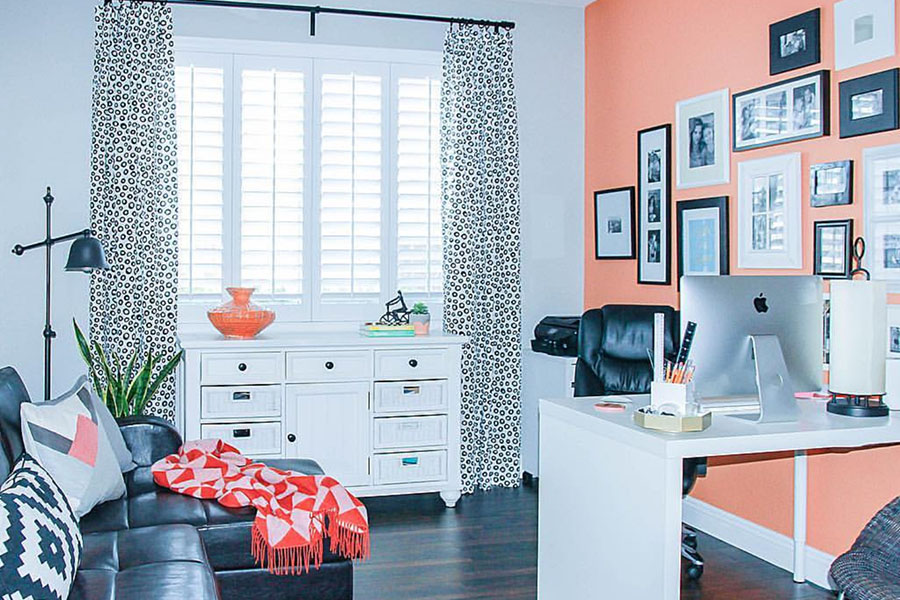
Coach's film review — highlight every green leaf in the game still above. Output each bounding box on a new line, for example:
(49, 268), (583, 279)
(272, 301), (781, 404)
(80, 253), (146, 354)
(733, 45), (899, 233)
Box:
(127, 359), (152, 417)
(143, 349), (183, 415)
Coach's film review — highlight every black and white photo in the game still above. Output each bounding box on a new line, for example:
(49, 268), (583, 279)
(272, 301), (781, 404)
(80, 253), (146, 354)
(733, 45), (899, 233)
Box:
(885, 170), (900, 205)
(885, 234), (900, 269)
(891, 326), (900, 353)
(676, 89), (729, 188)
(738, 153), (802, 269)
(887, 305), (900, 357)
(647, 189), (661, 222)
(733, 70), (830, 151)
(638, 124), (671, 284)
(866, 143), (900, 290)
(810, 160), (853, 207)
(594, 187), (635, 259)
(814, 219), (852, 278)
(647, 149), (661, 183)
(839, 68), (899, 138)
(770, 9), (821, 75)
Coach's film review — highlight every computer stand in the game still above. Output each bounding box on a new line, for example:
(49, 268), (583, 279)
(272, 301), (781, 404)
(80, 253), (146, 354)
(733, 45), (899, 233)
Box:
(731, 334), (800, 424)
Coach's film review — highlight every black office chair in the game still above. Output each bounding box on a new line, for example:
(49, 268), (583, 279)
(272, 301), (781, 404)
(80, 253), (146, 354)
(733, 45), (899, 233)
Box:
(574, 305), (707, 580)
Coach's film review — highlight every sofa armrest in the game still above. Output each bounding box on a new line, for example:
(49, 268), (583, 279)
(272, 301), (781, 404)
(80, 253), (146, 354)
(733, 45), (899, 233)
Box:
(118, 415), (183, 467)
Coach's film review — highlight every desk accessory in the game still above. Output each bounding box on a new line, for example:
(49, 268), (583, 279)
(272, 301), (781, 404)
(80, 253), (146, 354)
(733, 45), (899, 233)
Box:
(653, 312), (666, 382)
(11, 187), (110, 401)
(634, 405), (712, 433)
(828, 239), (889, 417)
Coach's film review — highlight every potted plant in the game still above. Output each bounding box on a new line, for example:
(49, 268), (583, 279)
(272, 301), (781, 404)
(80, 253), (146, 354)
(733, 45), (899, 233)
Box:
(73, 320), (184, 418)
(410, 302), (431, 335)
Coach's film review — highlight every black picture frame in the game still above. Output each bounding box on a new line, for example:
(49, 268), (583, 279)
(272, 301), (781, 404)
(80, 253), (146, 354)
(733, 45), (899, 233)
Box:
(637, 124), (672, 285)
(813, 219), (853, 279)
(839, 68), (899, 139)
(676, 196), (729, 288)
(769, 8), (821, 75)
(594, 187), (636, 259)
(810, 160), (853, 207)
(733, 70), (830, 152)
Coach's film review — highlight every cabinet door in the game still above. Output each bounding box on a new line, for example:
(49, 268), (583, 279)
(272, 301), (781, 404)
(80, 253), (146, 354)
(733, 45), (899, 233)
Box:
(285, 382), (371, 487)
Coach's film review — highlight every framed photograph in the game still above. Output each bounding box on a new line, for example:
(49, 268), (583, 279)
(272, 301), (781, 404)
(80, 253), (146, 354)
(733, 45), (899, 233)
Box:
(823, 293), (831, 368)
(887, 304), (900, 358)
(637, 124), (672, 285)
(594, 187), (635, 259)
(834, 0), (896, 71)
(769, 8), (821, 75)
(733, 70), (830, 152)
(839, 68), (899, 138)
(813, 219), (853, 278)
(676, 196), (729, 286)
(810, 160), (853, 207)
(864, 143), (900, 290)
(737, 153), (802, 269)
(675, 89), (730, 189)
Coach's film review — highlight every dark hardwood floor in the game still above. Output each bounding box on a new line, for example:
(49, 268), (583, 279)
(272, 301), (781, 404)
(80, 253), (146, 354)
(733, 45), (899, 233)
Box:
(354, 485), (835, 599)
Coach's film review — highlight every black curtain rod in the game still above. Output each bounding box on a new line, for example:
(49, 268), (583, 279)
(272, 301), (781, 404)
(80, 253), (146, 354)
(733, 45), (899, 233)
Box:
(110, 0), (515, 34)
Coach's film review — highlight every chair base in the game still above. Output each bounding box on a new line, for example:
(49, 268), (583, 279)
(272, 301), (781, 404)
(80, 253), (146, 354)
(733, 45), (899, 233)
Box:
(682, 525), (704, 581)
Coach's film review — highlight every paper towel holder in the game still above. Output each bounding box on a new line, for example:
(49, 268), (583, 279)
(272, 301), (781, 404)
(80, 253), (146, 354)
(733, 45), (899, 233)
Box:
(827, 237), (890, 418)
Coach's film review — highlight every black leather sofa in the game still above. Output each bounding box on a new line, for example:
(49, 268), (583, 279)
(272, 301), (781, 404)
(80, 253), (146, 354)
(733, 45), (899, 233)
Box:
(0, 366), (353, 600)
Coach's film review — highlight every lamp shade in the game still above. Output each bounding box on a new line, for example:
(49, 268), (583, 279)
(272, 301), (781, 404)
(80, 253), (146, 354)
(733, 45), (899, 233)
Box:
(829, 279), (887, 396)
(65, 235), (110, 272)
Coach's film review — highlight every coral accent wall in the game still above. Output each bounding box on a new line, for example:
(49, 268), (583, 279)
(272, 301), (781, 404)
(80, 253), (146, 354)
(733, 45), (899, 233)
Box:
(585, 0), (900, 555)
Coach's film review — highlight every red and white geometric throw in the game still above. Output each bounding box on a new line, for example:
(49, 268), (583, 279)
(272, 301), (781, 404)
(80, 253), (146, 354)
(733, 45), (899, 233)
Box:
(152, 439), (370, 574)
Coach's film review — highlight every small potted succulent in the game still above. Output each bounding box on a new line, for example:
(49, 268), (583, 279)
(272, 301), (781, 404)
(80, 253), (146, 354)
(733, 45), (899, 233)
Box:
(409, 302), (431, 335)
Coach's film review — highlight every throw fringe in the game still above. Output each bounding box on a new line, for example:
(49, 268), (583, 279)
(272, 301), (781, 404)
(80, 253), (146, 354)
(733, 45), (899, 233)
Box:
(252, 525), (324, 575)
(328, 514), (371, 561)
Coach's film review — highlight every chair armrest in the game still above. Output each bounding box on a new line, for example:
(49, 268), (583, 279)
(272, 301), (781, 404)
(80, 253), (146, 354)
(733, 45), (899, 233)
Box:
(118, 415), (183, 467)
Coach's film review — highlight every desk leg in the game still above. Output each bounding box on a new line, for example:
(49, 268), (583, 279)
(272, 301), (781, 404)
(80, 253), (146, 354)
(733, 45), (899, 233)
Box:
(538, 412), (683, 599)
(793, 450), (807, 583)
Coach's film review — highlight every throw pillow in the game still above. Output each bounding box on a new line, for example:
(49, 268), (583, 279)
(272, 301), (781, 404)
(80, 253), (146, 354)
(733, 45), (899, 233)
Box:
(69, 375), (136, 472)
(20, 379), (126, 517)
(0, 453), (82, 600)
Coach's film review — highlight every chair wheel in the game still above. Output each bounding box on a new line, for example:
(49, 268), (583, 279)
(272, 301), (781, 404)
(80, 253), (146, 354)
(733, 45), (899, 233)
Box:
(684, 536), (698, 550)
(686, 564), (703, 580)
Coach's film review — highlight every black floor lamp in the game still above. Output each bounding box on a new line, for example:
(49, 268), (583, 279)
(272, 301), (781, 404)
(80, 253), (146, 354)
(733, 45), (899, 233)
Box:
(12, 187), (110, 401)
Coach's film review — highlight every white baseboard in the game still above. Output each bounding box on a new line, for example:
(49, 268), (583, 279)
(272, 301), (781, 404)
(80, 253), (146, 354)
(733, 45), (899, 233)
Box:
(683, 497), (835, 591)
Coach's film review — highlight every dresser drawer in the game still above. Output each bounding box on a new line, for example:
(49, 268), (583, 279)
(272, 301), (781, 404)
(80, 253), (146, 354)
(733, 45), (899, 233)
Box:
(201, 385), (281, 420)
(373, 380), (447, 414)
(286, 351), (372, 382)
(372, 450), (447, 485)
(373, 415), (447, 450)
(374, 349), (449, 380)
(201, 421), (282, 456)
(201, 352), (282, 385)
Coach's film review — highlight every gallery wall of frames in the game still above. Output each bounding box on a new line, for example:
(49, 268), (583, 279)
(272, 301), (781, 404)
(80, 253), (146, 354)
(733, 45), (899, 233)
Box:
(585, 0), (900, 558)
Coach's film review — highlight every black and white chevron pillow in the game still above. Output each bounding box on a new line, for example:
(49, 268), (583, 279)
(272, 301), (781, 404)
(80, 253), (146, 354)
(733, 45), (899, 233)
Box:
(0, 453), (82, 600)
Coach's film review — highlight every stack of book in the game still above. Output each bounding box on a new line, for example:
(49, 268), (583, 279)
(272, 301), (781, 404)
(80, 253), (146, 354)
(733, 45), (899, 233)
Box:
(359, 323), (415, 337)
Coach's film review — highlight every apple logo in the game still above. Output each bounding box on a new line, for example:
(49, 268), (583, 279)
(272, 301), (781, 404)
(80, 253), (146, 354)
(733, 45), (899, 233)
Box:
(753, 293), (769, 314)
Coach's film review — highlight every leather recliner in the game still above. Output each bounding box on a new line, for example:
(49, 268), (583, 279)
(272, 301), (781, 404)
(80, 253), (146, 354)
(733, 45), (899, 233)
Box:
(0, 366), (353, 600)
(574, 306), (707, 580)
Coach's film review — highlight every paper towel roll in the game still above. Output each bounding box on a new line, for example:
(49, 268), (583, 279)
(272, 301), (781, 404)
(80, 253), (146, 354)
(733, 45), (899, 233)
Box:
(829, 279), (887, 396)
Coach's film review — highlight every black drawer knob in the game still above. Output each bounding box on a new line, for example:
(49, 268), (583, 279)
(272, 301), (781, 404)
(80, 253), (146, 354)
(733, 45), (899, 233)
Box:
(325, 361), (334, 370)
(238, 362), (247, 372)
(287, 433), (296, 443)
(409, 359), (418, 368)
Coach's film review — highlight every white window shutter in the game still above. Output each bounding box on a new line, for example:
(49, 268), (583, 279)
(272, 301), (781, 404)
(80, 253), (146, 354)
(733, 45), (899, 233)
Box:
(396, 74), (442, 298)
(239, 67), (306, 298)
(319, 71), (383, 304)
(175, 62), (225, 297)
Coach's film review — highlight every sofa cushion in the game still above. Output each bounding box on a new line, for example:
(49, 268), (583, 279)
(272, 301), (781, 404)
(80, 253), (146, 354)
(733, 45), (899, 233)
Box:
(79, 376), (136, 472)
(0, 367), (30, 477)
(72, 524), (219, 600)
(0, 454), (82, 600)
(21, 381), (126, 517)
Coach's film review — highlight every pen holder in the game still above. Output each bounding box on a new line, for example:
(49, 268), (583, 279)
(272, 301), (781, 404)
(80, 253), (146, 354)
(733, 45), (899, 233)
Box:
(650, 380), (694, 416)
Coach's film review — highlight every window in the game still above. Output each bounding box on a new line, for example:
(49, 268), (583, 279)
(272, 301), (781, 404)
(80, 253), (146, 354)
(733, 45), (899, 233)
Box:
(175, 42), (442, 322)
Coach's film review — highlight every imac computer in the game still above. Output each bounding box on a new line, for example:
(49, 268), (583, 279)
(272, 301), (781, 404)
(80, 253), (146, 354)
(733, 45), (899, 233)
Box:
(680, 275), (823, 423)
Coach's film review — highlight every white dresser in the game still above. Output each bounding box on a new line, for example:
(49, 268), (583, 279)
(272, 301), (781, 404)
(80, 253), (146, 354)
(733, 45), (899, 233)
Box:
(177, 330), (467, 508)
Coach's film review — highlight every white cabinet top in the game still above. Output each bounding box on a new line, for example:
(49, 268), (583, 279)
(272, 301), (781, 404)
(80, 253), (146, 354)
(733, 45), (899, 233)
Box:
(178, 329), (468, 350)
(540, 395), (900, 460)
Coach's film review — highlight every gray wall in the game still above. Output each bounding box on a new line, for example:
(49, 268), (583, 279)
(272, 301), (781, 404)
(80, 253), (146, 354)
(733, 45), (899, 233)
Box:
(0, 0), (584, 421)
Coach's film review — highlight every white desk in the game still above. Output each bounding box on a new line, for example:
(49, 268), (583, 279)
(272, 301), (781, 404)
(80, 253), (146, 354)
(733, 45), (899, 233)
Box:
(537, 396), (900, 599)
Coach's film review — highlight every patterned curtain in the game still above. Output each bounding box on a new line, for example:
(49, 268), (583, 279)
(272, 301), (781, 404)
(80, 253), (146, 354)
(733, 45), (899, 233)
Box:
(89, 2), (179, 421)
(440, 25), (522, 493)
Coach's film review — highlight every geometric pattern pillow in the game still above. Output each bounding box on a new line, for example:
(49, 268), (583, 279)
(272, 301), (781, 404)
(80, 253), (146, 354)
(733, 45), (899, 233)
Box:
(0, 453), (82, 600)
(71, 375), (135, 473)
(20, 382), (125, 517)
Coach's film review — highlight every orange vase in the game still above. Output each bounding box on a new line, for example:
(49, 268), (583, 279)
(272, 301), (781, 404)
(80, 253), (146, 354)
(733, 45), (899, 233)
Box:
(207, 287), (275, 339)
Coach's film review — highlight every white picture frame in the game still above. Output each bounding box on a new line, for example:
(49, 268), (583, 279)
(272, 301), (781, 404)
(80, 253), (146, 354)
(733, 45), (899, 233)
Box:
(675, 89), (730, 189)
(737, 153), (802, 269)
(835, 0), (896, 70)
(864, 143), (900, 290)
